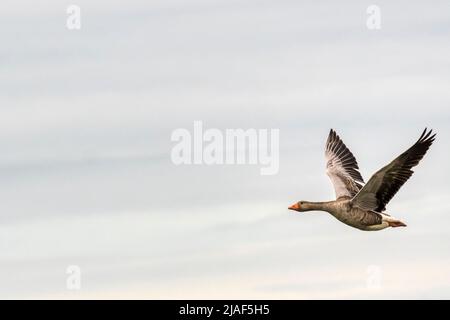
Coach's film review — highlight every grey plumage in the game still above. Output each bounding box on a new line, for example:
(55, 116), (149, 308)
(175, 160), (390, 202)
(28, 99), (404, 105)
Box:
(325, 129), (364, 199)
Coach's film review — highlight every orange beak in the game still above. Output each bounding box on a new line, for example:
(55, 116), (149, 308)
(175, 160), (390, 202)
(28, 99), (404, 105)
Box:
(288, 203), (300, 211)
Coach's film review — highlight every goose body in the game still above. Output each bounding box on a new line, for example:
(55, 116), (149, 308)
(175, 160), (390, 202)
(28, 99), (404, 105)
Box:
(289, 129), (436, 231)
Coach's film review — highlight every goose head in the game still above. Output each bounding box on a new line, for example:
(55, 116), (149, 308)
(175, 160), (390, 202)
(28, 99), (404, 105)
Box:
(288, 201), (312, 212)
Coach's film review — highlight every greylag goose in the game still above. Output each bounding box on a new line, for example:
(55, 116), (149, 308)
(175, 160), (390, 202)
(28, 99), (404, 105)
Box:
(288, 129), (436, 231)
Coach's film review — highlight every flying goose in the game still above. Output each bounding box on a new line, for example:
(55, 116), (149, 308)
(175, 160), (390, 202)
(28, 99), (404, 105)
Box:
(288, 129), (436, 231)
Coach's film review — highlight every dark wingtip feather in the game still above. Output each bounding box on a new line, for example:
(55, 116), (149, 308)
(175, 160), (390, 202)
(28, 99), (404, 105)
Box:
(418, 128), (436, 143)
(330, 128), (336, 140)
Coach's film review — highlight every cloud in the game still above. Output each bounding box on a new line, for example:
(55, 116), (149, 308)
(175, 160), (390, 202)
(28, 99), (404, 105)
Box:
(1, 0), (450, 298)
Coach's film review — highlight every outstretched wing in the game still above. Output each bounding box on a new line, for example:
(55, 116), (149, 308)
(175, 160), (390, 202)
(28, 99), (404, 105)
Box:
(325, 129), (364, 200)
(352, 128), (436, 212)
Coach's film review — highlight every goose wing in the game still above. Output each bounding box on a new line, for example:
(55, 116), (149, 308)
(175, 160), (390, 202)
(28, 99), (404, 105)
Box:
(352, 128), (436, 212)
(325, 129), (364, 200)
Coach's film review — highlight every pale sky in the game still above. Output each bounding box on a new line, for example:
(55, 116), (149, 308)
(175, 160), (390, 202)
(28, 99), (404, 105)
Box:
(1, 0), (450, 299)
